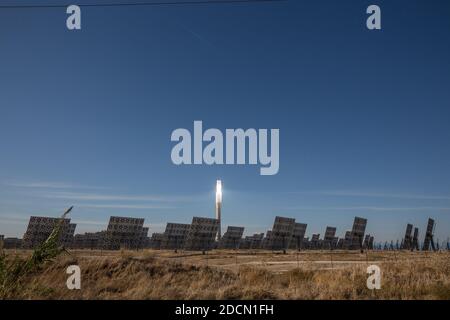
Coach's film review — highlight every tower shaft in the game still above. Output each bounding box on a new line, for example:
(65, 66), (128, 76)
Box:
(215, 180), (222, 241)
(216, 200), (221, 241)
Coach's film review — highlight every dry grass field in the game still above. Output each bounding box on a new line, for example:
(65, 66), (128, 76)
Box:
(1, 249), (449, 300)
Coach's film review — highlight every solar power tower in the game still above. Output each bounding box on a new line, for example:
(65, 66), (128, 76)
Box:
(423, 218), (436, 251)
(161, 223), (190, 251)
(215, 180), (222, 241)
(402, 224), (413, 250)
(412, 227), (420, 251)
(184, 217), (220, 252)
(324, 226), (337, 249)
(350, 217), (367, 251)
(290, 223), (307, 250)
(219, 226), (245, 249)
(103, 216), (145, 250)
(268, 216), (296, 253)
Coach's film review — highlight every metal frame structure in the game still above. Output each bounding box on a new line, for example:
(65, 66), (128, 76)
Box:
(22, 216), (76, 249)
(219, 226), (244, 250)
(268, 216), (296, 252)
(423, 218), (436, 251)
(161, 223), (190, 250)
(324, 226), (337, 249)
(184, 217), (219, 252)
(349, 217), (367, 251)
(290, 223), (307, 250)
(102, 216), (145, 250)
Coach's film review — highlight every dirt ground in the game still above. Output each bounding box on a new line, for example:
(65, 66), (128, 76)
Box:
(6, 248), (445, 273)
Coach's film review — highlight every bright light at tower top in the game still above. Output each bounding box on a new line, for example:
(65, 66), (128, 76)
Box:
(216, 180), (222, 201)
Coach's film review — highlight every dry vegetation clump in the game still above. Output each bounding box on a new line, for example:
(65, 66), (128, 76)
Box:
(2, 250), (448, 300)
(0, 208), (72, 299)
(13, 255), (237, 300)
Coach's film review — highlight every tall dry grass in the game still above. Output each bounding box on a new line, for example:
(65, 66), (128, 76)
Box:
(0, 207), (72, 299)
(3, 250), (449, 300)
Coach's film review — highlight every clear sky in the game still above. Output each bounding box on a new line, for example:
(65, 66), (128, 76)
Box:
(1, 0), (449, 244)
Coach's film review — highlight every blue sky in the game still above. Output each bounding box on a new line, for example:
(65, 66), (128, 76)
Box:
(0, 0), (449, 244)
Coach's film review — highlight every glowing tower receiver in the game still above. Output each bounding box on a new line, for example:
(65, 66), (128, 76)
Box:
(215, 180), (222, 241)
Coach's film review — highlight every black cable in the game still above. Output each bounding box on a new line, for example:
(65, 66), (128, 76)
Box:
(0, 0), (286, 9)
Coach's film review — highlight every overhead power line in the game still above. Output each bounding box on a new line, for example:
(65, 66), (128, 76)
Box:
(0, 0), (287, 9)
